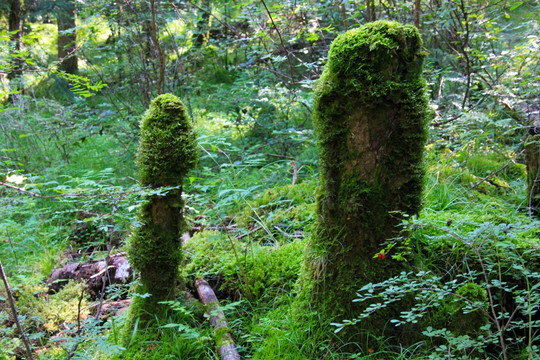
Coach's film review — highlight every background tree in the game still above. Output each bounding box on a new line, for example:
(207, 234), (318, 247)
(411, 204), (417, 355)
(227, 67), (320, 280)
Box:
(7, 0), (23, 82)
(56, 0), (77, 74)
(297, 20), (429, 344)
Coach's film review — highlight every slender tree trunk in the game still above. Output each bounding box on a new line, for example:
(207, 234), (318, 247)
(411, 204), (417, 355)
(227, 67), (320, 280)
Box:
(340, 3), (348, 31)
(8, 0), (23, 80)
(414, 0), (421, 28)
(57, 0), (78, 74)
(149, 0), (165, 95)
(366, 0), (375, 21)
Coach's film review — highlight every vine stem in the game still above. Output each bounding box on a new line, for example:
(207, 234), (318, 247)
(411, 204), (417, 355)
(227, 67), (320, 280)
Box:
(0, 259), (34, 360)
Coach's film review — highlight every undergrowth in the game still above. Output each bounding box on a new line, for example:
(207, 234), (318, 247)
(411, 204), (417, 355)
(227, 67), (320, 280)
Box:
(1, 82), (538, 360)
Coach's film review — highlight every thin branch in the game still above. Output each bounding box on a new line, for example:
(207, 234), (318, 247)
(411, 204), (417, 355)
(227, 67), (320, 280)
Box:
(259, 0), (296, 96)
(273, 224), (303, 239)
(0, 260), (34, 360)
(465, 150), (524, 193)
(94, 200), (120, 320)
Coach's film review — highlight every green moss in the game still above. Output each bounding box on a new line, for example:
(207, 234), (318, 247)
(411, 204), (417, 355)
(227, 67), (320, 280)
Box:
(297, 21), (430, 345)
(137, 93), (198, 187)
(238, 180), (316, 230)
(184, 230), (304, 300)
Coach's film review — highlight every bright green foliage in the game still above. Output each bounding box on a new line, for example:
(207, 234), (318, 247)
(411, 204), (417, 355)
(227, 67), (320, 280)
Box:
(126, 94), (198, 329)
(298, 20), (429, 342)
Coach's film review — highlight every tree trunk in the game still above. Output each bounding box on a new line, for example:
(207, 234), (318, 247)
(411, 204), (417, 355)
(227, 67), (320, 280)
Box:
(57, 0), (78, 74)
(8, 0), (23, 81)
(414, 0), (421, 28)
(297, 21), (429, 344)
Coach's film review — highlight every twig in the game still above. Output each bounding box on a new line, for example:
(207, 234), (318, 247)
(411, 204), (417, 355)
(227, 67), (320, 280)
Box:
(64, 288), (85, 360)
(235, 225), (262, 240)
(0, 181), (85, 198)
(262, 152), (294, 160)
(466, 150), (524, 193)
(273, 224), (303, 239)
(95, 200), (119, 320)
(0, 260), (34, 360)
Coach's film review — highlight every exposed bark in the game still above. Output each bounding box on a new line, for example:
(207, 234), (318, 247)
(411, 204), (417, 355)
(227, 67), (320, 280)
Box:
(195, 279), (241, 360)
(47, 253), (133, 297)
(57, 0), (78, 74)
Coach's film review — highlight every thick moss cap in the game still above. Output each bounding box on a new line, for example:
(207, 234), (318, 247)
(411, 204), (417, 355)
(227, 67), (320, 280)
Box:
(320, 20), (425, 99)
(136, 94), (198, 186)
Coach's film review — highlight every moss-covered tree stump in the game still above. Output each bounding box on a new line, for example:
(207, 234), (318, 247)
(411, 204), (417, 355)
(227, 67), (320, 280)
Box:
(125, 94), (198, 331)
(297, 21), (429, 343)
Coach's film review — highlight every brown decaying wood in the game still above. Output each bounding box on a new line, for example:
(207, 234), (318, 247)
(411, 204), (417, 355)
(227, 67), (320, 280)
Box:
(47, 253), (133, 297)
(195, 279), (241, 360)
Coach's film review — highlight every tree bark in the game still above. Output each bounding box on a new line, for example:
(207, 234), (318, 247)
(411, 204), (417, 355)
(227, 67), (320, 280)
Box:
(195, 279), (241, 360)
(57, 0), (78, 74)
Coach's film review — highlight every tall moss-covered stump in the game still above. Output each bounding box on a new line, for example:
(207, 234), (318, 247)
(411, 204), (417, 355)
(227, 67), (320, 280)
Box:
(526, 127), (540, 217)
(125, 94), (198, 330)
(297, 21), (429, 343)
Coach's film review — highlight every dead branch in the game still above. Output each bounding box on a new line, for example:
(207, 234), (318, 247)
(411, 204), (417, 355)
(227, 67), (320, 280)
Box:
(0, 259), (34, 360)
(290, 161), (298, 185)
(235, 225), (262, 240)
(195, 279), (241, 360)
(273, 224), (303, 238)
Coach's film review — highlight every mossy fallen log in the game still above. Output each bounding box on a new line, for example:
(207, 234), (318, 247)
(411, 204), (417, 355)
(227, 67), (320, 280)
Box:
(195, 278), (240, 360)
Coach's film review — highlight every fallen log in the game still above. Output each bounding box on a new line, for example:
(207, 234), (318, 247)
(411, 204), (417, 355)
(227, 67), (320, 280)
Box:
(47, 253), (133, 297)
(195, 279), (241, 360)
